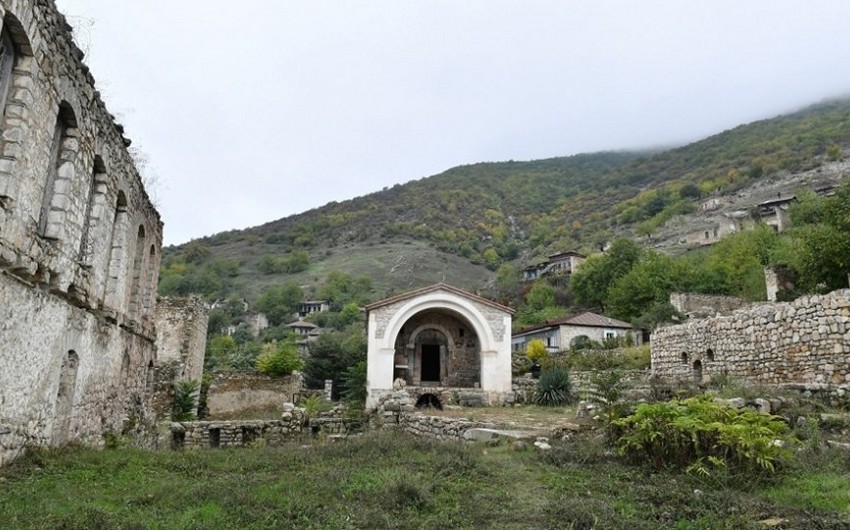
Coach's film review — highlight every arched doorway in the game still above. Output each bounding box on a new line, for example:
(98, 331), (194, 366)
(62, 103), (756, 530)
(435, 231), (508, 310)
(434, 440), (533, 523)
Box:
(393, 310), (480, 388)
(417, 329), (446, 384)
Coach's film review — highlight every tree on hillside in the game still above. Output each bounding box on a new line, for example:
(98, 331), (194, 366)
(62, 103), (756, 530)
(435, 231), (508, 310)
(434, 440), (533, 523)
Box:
(255, 282), (303, 326)
(304, 329), (367, 399)
(789, 183), (850, 292)
(606, 251), (699, 322)
(571, 238), (643, 309)
(493, 263), (522, 307)
(319, 271), (373, 310)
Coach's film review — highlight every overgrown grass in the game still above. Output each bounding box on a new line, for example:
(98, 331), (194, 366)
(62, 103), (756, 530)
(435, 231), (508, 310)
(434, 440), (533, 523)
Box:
(1, 431), (848, 529)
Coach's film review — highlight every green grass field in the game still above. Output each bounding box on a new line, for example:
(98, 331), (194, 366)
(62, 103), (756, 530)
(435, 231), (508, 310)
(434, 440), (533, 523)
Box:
(1, 431), (849, 529)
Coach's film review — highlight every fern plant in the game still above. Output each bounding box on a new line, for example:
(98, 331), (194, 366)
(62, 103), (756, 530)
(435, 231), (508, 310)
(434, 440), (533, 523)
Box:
(615, 395), (794, 476)
(172, 379), (200, 422)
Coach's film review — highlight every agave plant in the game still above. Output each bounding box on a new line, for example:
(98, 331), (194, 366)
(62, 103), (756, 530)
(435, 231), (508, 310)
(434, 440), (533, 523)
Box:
(534, 364), (575, 407)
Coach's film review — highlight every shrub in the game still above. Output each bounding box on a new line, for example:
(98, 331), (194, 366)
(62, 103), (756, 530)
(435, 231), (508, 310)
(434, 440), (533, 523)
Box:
(256, 342), (304, 377)
(534, 364), (575, 407)
(341, 360), (367, 406)
(172, 379), (200, 421)
(615, 396), (794, 476)
(525, 339), (549, 365)
(299, 394), (332, 418)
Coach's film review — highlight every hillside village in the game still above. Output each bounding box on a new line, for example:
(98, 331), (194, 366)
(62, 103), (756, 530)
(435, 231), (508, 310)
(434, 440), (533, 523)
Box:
(2, 0), (850, 527)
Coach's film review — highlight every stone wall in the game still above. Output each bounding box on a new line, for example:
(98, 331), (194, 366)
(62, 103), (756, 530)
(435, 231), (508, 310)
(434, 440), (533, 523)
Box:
(669, 292), (746, 319)
(0, 0), (161, 465)
(206, 372), (304, 419)
(512, 370), (651, 404)
(153, 296), (209, 419)
(172, 407), (358, 449)
(155, 296), (209, 383)
(396, 413), (491, 442)
(172, 418), (305, 449)
(652, 290), (850, 385)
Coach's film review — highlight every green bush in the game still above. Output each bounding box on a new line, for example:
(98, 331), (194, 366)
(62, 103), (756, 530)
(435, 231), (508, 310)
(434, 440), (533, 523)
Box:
(534, 364), (575, 407)
(615, 396), (794, 476)
(340, 360), (367, 406)
(172, 380), (200, 421)
(256, 342), (303, 377)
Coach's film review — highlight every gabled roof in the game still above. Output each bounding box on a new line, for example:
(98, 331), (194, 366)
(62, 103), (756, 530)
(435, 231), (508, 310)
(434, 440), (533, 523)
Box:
(363, 282), (515, 315)
(548, 250), (586, 260)
(513, 311), (634, 337)
(286, 320), (318, 329)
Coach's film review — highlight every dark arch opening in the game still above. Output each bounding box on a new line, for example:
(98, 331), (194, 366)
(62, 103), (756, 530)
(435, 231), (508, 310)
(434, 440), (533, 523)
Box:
(706, 348), (715, 362)
(415, 393), (443, 410)
(680, 352), (689, 365)
(692, 360), (703, 384)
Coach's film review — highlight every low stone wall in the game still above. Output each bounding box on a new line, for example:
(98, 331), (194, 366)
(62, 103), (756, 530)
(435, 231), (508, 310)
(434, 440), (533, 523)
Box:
(396, 413), (492, 442)
(172, 418), (305, 449)
(171, 406), (359, 449)
(653, 289), (850, 385)
(206, 372), (304, 419)
(512, 370), (651, 404)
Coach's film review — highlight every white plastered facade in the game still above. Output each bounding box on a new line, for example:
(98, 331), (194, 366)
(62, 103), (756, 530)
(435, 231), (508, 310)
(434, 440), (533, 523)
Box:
(365, 285), (513, 409)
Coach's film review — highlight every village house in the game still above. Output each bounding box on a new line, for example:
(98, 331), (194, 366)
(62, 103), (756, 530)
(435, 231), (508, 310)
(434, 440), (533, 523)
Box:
(522, 250), (585, 282)
(511, 312), (642, 354)
(296, 299), (330, 318)
(286, 319), (321, 354)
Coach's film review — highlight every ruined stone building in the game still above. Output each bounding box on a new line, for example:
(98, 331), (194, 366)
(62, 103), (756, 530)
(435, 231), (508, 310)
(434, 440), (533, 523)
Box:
(0, 0), (162, 465)
(652, 290), (850, 386)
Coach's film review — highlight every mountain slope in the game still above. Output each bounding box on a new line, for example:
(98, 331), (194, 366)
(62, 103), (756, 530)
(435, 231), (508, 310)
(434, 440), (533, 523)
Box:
(159, 97), (850, 303)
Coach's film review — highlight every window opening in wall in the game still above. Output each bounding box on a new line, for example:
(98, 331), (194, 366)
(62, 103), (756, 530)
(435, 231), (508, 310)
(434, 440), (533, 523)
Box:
(209, 428), (221, 448)
(79, 157), (106, 264)
(681, 352), (689, 365)
(420, 344), (441, 383)
(693, 360), (703, 384)
(39, 103), (77, 239)
(120, 351), (130, 384)
(146, 360), (155, 393)
(241, 427), (259, 445)
(128, 225), (146, 318)
(53, 350), (80, 445)
(171, 430), (185, 449)
(604, 330), (617, 340)
(141, 244), (157, 316)
(0, 28), (17, 119)
(706, 348), (715, 362)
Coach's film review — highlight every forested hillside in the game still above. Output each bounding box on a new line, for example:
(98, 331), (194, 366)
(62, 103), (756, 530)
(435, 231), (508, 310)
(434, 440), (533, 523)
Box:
(159, 98), (850, 306)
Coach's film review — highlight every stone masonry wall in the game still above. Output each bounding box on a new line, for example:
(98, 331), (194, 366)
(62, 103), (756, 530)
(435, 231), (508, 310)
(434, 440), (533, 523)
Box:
(669, 292), (746, 318)
(155, 296), (209, 383)
(0, 0), (162, 465)
(206, 372), (304, 419)
(652, 290), (850, 385)
(153, 296), (209, 418)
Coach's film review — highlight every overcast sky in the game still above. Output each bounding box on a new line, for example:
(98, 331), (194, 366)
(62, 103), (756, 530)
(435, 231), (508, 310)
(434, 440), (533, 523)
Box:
(53, 1), (850, 246)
